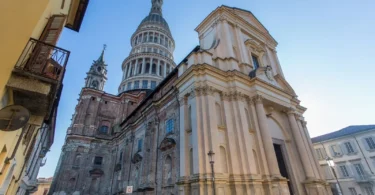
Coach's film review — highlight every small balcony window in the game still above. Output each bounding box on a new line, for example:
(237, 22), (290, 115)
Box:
(94, 156), (103, 165)
(252, 55), (260, 69)
(134, 81), (140, 89)
(151, 81), (157, 89)
(142, 80), (148, 89)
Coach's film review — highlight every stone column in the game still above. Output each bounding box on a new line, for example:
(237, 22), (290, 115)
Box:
(141, 58), (146, 74)
(127, 62), (132, 78)
(221, 19), (235, 58)
(253, 95), (280, 177)
(123, 63), (128, 80)
(157, 59), (160, 76)
(234, 25), (250, 64)
(134, 58), (139, 76)
(149, 58), (153, 74)
(163, 63), (167, 77)
(287, 109), (315, 179)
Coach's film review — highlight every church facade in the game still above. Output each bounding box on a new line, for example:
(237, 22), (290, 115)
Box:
(50, 1), (332, 195)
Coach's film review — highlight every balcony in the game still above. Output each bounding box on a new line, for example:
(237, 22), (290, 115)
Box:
(7, 38), (70, 119)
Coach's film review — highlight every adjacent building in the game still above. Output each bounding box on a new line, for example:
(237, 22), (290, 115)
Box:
(312, 125), (375, 195)
(50, 1), (332, 195)
(0, 0), (89, 194)
(31, 178), (53, 195)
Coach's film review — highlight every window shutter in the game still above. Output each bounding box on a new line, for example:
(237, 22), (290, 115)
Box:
(362, 138), (371, 151)
(341, 143), (349, 155)
(329, 145), (336, 157)
(350, 140), (358, 153)
(40, 15), (66, 45)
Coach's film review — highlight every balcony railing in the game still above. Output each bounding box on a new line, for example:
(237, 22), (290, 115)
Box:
(14, 38), (70, 82)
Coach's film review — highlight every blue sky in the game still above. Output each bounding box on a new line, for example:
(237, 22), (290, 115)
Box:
(38, 0), (375, 177)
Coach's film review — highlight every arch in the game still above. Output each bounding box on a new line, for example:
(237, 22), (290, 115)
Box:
(189, 148), (193, 175)
(220, 146), (228, 173)
(164, 156), (172, 184)
(267, 116), (291, 141)
(91, 80), (99, 89)
(253, 149), (260, 174)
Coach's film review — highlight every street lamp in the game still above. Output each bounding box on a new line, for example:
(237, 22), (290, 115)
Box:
(207, 150), (216, 195)
(326, 157), (344, 195)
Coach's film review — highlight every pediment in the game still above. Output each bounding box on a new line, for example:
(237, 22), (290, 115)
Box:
(223, 6), (269, 34)
(274, 74), (297, 97)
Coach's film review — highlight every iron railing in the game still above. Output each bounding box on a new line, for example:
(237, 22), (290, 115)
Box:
(14, 38), (70, 82)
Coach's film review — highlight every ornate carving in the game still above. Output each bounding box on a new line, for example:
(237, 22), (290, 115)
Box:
(253, 95), (263, 104)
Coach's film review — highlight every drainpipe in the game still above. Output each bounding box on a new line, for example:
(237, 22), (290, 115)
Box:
(353, 135), (374, 174)
(5, 127), (30, 164)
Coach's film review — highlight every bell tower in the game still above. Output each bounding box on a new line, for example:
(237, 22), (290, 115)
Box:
(85, 45), (108, 91)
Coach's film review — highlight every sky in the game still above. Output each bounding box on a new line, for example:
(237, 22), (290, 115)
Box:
(38, 0), (375, 177)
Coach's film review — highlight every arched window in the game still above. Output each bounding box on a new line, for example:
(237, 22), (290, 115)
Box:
(91, 80), (99, 89)
(253, 149), (260, 174)
(99, 125), (109, 134)
(129, 65), (134, 76)
(216, 103), (223, 126)
(152, 63), (157, 74)
(138, 63), (143, 74)
(145, 63), (150, 73)
(189, 149), (194, 175)
(73, 154), (81, 168)
(220, 146), (228, 173)
(164, 156), (172, 184)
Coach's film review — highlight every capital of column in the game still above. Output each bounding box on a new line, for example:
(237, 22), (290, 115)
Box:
(286, 107), (296, 115)
(252, 95), (263, 104)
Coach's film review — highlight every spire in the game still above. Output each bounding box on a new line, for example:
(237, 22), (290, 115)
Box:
(96, 44), (106, 63)
(150, 0), (163, 15)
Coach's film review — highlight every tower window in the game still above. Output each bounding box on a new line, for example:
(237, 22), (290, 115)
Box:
(127, 82), (132, 90)
(94, 156), (103, 165)
(142, 80), (148, 88)
(152, 64), (157, 74)
(151, 81), (157, 89)
(166, 119), (174, 134)
(99, 125), (109, 134)
(145, 63), (150, 73)
(134, 81), (140, 89)
(91, 80), (99, 89)
(166, 64), (170, 75)
(252, 55), (260, 69)
(137, 139), (143, 152)
(138, 63), (143, 74)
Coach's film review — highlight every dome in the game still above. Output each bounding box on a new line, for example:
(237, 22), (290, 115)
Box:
(138, 13), (171, 34)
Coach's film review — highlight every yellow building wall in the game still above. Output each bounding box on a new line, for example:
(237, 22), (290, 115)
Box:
(0, 0), (73, 193)
(0, 0), (50, 97)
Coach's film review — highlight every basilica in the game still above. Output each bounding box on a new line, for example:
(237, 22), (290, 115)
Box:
(50, 0), (332, 194)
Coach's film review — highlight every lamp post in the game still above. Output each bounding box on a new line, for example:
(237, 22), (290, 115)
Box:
(207, 150), (216, 195)
(326, 157), (344, 195)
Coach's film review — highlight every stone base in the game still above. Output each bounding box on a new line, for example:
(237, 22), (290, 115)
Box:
(304, 179), (333, 195)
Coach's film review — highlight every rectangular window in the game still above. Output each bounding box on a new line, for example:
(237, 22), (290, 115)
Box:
(365, 137), (375, 150)
(134, 81), (140, 89)
(151, 81), (157, 89)
(166, 119), (174, 134)
(137, 139), (143, 152)
(345, 142), (355, 153)
(365, 187), (375, 195)
(339, 165), (349, 177)
(349, 188), (357, 195)
(99, 125), (109, 134)
(252, 55), (260, 69)
(354, 163), (365, 179)
(127, 82), (132, 90)
(142, 80), (148, 89)
(94, 156), (103, 165)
